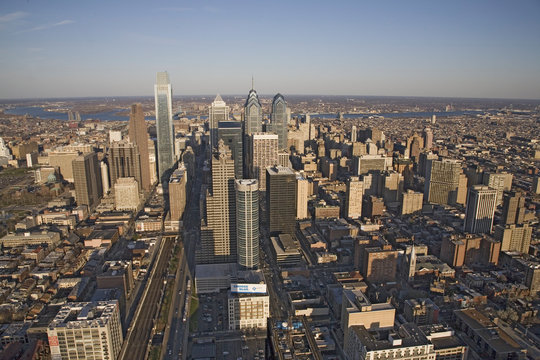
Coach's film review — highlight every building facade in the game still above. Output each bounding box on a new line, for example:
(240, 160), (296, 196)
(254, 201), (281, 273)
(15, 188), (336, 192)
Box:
(154, 71), (175, 183)
(236, 179), (259, 269)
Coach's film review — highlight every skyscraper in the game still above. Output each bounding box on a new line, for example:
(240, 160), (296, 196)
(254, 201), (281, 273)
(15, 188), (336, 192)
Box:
(199, 141), (236, 264)
(296, 173), (309, 219)
(249, 133), (279, 191)
(345, 177), (363, 219)
(270, 94), (288, 150)
(267, 166), (296, 236)
(351, 125), (357, 143)
(169, 164), (188, 224)
(128, 103), (152, 191)
(73, 152), (103, 211)
(423, 127), (433, 150)
(236, 179), (259, 269)
(154, 71), (175, 183)
(243, 88), (262, 135)
(218, 121), (243, 179)
(464, 185), (497, 234)
(482, 172), (513, 206)
(209, 94), (229, 149)
(424, 159), (463, 206)
(109, 140), (142, 192)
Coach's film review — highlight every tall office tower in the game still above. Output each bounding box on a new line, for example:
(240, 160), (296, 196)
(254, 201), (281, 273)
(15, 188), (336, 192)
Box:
(169, 164), (188, 223)
(109, 140), (142, 193)
(418, 151), (438, 178)
(148, 139), (158, 185)
(200, 142), (236, 264)
(296, 173), (309, 219)
(424, 159), (464, 206)
(154, 71), (175, 183)
(423, 127), (433, 150)
(209, 94), (230, 148)
(482, 172), (513, 206)
(533, 176), (540, 195)
(249, 133), (278, 191)
(267, 166), (296, 236)
(235, 179), (259, 269)
(100, 160), (110, 194)
(218, 121), (243, 179)
(351, 125), (357, 142)
(270, 94), (288, 150)
(73, 152), (103, 211)
(501, 191), (526, 225)
(48, 301), (123, 360)
(114, 177), (140, 211)
(464, 185), (497, 234)
(128, 103), (152, 191)
(243, 88), (263, 135)
(345, 176), (364, 219)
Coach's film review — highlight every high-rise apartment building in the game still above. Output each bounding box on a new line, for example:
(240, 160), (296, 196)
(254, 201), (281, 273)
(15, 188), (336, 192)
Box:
(73, 152), (103, 211)
(401, 190), (424, 215)
(218, 121), (243, 179)
(249, 133), (278, 191)
(351, 125), (357, 142)
(296, 173), (309, 219)
(482, 172), (513, 206)
(501, 191), (526, 225)
(494, 223), (533, 253)
(362, 245), (398, 283)
(128, 103), (152, 191)
(243, 88), (262, 135)
(199, 142), (236, 264)
(424, 159), (464, 206)
(109, 140), (142, 192)
(169, 164), (188, 223)
(209, 94), (230, 148)
(267, 166), (296, 236)
(382, 170), (404, 203)
(345, 177), (363, 219)
(270, 94), (288, 150)
(114, 177), (140, 211)
(464, 185), (497, 234)
(47, 301), (123, 360)
(154, 71), (175, 183)
(236, 179), (259, 269)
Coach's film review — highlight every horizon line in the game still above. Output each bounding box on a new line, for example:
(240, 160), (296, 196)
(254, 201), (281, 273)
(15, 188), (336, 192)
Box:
(1, 93), (540, 102)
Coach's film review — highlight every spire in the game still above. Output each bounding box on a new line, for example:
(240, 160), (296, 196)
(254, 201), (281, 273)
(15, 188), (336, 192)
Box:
(251, 75), (254, 91)
(214, 94), (223, 102)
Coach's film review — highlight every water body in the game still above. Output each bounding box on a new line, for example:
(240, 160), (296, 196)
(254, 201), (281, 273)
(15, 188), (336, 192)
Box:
(3, 106), (156, 121)
(4, 105), (490, 122)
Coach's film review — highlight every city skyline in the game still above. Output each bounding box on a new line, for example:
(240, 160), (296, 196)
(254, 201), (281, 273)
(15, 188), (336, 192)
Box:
(1, 1), (539, 99)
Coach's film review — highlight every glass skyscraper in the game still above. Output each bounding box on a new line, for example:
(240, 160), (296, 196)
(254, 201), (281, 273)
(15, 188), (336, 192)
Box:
(243, 89), (262, 135)
(236, 179), (259, 269)
(154, 71), (175, 183)
(270, 93), (288, 150)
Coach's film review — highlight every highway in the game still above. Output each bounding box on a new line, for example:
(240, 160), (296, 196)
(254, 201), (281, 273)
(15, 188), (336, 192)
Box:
(119, 236), (175, 360)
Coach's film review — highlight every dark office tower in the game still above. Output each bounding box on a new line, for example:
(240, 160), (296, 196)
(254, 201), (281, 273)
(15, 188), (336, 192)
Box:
(464, 185), (497, 234)
(501, 191), (526, 225)
(270, 94), (288, 150)
(209, 94), (229, 149)
(109, 140), (142, 192)
(200, 141), (236, 264)
(266, 166), (296, 236)
(218, 121), (243, 179)
(244, 89), (262, 135)
(128, 103), (152, 191)
(154, 71), (175, 183)
(73, 152), (103, 211)
(236, 179), (259, 269)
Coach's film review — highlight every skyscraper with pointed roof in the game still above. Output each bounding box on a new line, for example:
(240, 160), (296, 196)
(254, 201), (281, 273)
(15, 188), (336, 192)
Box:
(154, 71), (175, 183)
(244, 88), (262, 135)
(209, 94), (229, 149)
(270, 94), (288, 150)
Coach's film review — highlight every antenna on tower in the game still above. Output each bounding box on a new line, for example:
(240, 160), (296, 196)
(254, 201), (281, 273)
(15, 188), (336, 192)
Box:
(251, 75), (254, 91)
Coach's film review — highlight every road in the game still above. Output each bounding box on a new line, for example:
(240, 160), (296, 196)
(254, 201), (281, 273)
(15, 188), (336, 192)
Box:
(162, 152), (204, 360)
(119, 236), (175, 360)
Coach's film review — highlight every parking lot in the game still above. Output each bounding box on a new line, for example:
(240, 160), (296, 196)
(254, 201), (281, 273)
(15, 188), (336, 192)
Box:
(197, 292), (228, 332)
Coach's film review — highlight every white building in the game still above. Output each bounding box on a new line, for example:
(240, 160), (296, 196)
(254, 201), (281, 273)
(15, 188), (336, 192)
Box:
(47, 301), (123, 360)
(114, 177), (139, 211)
(228, 283), (269, 330)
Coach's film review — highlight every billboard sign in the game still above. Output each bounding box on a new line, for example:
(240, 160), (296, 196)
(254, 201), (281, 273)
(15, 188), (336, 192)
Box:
(230, 283), (267, 294)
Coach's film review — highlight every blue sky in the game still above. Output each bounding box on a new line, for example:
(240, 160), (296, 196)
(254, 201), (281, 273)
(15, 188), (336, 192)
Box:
(1, 0), (539, 99)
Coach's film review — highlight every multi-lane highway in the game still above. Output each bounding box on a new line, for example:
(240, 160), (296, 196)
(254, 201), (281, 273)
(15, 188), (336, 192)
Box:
(119, 236), (175, 360)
